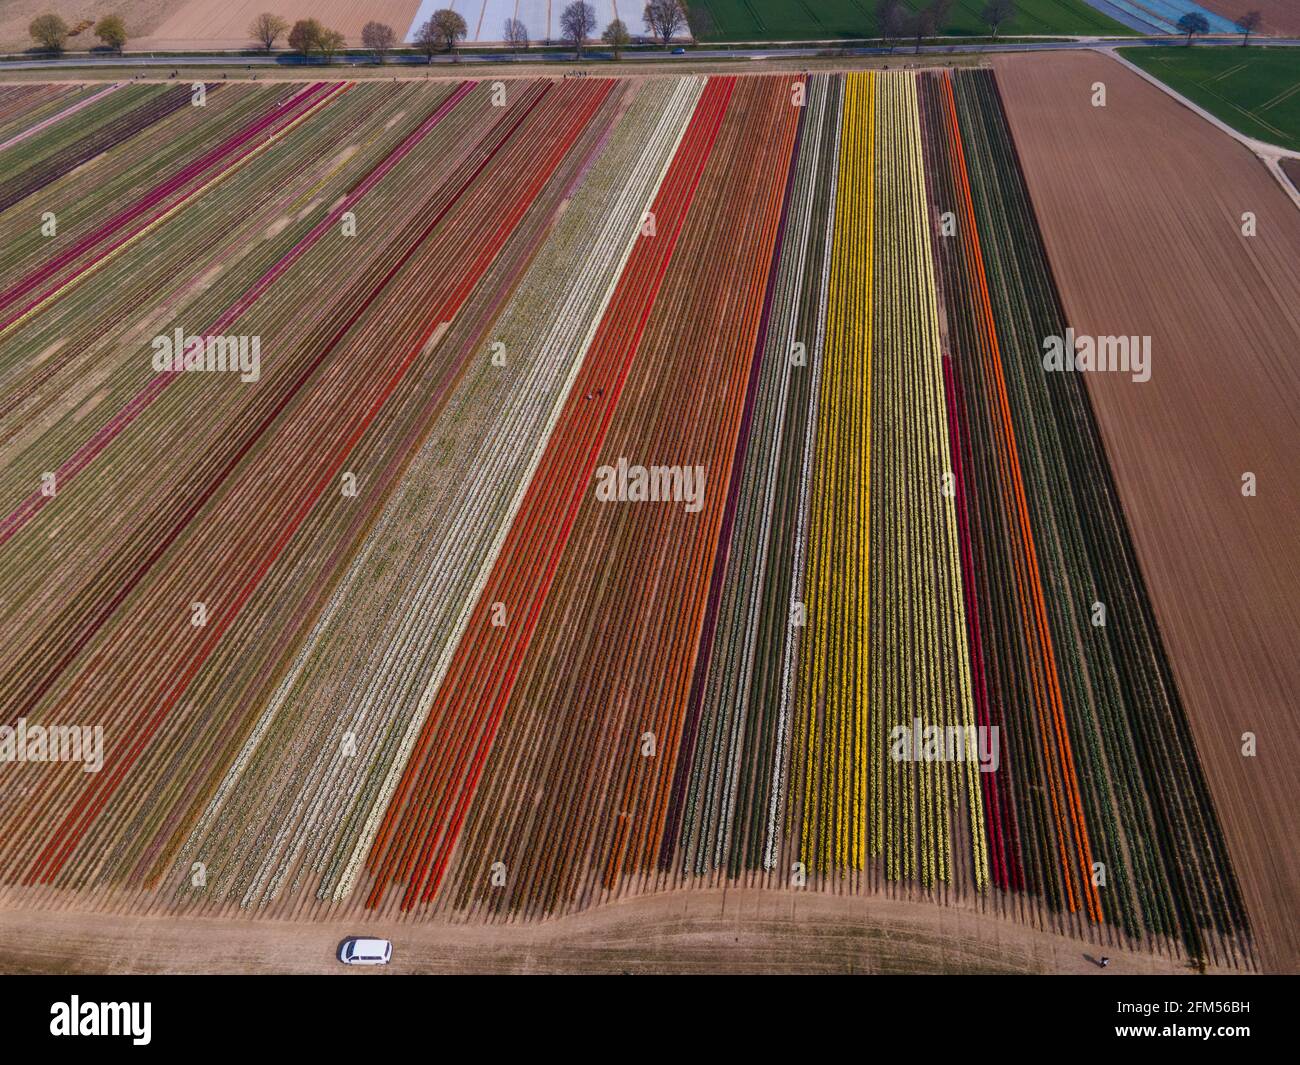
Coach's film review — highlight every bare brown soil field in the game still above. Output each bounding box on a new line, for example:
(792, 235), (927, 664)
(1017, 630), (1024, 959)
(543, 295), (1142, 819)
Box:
(994, 49), (1300, 975)
(1282, 156), (1300, 192)
(0, 888), (1218, 974)
(0, 0), (177, 50)
(1201, 2), (1300, 37)
(141, 0), (422, 49)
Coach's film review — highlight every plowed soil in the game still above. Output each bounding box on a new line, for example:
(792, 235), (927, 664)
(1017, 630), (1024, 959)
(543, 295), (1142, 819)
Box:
(994, 49), (1300, 974)
(1282, 157), (1300, 192)
(141, 1), (422, 49)
(1201, 2), (1300, 36)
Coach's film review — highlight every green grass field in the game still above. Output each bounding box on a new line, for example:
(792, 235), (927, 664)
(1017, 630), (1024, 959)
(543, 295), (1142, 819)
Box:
(688, 0), (1135, 41)
(1121, 46), (1300, 151)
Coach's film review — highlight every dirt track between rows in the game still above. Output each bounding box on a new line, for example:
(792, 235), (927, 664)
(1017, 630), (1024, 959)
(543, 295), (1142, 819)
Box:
(0, 889), (1217, 974)
(994, 50), (1300, 975)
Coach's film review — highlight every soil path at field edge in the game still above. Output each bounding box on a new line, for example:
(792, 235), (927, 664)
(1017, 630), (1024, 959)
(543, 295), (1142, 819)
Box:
(0, 889), (1217, 973)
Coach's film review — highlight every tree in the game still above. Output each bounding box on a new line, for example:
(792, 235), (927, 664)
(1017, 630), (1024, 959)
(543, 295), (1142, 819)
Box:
(95, 14), (127, 53)
(29, 13), (70, 52)
(362, 20), (397, 62)
(288, 18), (324, 56)
(413, 18), (440, 62)
(430, 9), (468, 55)
(249, 12), (289, 51)
(504, 17), (529, 54)
(1236, 11), (1261, 45)
(883, 5), (904, 52)
(912, 7), (935, 53)
(318, 27), (346, 62)
(561, 2), (596, 58)
(875, 0), (901, 51)
(885, 5), (909, 51)
(929, 0), (955, 34)
(644, 0), (684, 48)
(685, 4), (715, 39)
(1177, 12), (1209, 44)
(602, 18), (631, 59)
(981, 0), (1015, 39)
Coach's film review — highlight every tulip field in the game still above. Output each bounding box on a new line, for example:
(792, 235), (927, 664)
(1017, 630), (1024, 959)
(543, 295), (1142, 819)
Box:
(0, 69), (1255, 968)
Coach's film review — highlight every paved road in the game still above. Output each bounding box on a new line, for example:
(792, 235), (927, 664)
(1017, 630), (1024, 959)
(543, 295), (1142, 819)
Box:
(1, 36), (1299, 70)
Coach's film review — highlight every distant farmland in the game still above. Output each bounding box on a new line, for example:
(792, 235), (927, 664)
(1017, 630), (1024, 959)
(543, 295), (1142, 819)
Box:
(142, 1), (423, 51)
(0, 66), (1280, 973)
(688, 0), (1133, 40)
(1121, 46), (1300, 151)
(1200, 0), (1300, 37)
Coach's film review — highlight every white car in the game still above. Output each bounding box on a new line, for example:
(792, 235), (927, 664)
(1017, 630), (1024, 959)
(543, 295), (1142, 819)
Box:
(338, 937), (393, 966)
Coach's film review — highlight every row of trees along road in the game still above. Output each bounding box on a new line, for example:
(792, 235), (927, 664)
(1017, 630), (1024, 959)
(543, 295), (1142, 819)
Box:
(21, 4), (671, 60)
(29, 13), (126, 53)
(408, 3), (686, 60)
(873, 0), (1019, 49)
(25, 3), (1271, 58)
(1177, 11), (1267, 46)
